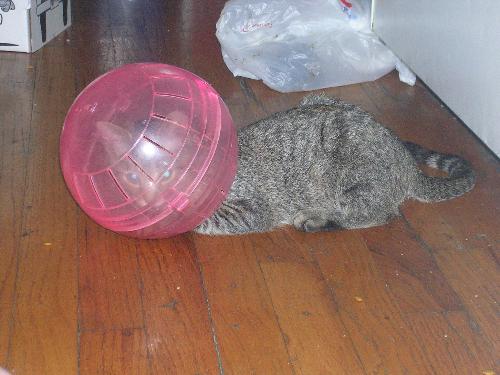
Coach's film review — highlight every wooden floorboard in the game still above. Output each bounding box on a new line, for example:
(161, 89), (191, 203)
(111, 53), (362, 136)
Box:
(290, 229), (433, 374)
(0, 55), (36, 369)
(79, 328), (149, 375)
(137, 237), (221, 375)
(194, 235), (293, 374)
(78, 221), (144, 332)
(0, 0), (498, 374)
(251, 231), (366, 374)
(3, 45), (79, 374)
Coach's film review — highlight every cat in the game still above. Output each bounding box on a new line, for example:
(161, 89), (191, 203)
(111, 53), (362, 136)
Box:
(195, 94), (475, 235)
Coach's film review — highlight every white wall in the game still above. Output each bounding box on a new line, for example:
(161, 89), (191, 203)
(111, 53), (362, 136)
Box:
(373, 0), (500, 156)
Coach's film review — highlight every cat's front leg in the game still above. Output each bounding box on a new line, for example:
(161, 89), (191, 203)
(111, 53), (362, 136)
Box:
(194, 199), (273, 235)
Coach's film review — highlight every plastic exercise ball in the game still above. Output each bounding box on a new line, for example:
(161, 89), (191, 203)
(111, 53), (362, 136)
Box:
(60, 63), (238, 239)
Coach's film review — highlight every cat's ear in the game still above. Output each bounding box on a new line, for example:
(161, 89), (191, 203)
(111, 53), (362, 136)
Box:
(94, 121), (133, 144)
(93, 121), (134, 160)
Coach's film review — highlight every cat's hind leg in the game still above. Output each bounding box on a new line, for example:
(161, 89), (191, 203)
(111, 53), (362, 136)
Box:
(333, 181), (401, 230)
(293, 182), (401, 233)
(292, 209), (343, 232)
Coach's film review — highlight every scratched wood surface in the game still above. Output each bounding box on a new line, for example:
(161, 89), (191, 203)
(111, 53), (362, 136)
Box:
(0, 1), (498, 374)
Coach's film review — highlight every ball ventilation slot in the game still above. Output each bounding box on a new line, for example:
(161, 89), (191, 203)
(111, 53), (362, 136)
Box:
(154, 92), (190, 101)
(142, 135), (174, 156)
(108, 170), (129, 200)
(89, 176), (104, 208)
(127, 155), (154, 182)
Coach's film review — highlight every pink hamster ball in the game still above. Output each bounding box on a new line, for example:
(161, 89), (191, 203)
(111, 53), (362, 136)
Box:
(60, 63), (238, 239)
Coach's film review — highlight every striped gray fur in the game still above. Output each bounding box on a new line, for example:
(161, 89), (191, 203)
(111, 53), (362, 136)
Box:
(195, 94), (475, 235)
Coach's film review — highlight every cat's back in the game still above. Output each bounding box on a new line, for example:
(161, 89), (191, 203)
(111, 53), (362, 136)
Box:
(228, 97), (412, 212)
(237, 100), (389, 159)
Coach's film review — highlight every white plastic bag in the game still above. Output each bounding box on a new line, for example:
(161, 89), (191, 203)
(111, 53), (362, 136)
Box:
(216, 0), (415, 92)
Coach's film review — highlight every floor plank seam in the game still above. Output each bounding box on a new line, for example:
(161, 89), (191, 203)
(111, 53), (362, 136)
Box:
(4, 56), (39, 370)
(306, 239), (369, 375)
(191, 237), (225, 375)
(78, 326), (145, 334)
(397, 214), (497, 340)
(238, 77), (268, 116)
(76, 213), (83, 375)
(252, 237), (301, 375)
(134, 242), (155, 375)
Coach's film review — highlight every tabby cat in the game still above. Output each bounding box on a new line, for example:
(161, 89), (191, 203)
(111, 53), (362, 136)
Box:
(195, 94), (475, 235)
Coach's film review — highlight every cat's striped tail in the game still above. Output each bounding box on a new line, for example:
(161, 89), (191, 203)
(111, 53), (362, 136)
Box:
(403, 141), (476, 202)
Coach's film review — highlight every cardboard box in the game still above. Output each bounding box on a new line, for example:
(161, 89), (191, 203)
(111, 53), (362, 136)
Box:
(0, 0), (71, 52)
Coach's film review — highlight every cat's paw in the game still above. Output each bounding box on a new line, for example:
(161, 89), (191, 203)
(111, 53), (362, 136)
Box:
(292, 212), (341, 233)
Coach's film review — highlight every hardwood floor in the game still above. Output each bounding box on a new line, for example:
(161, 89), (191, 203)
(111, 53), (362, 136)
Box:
(0, 1), (498, 374)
